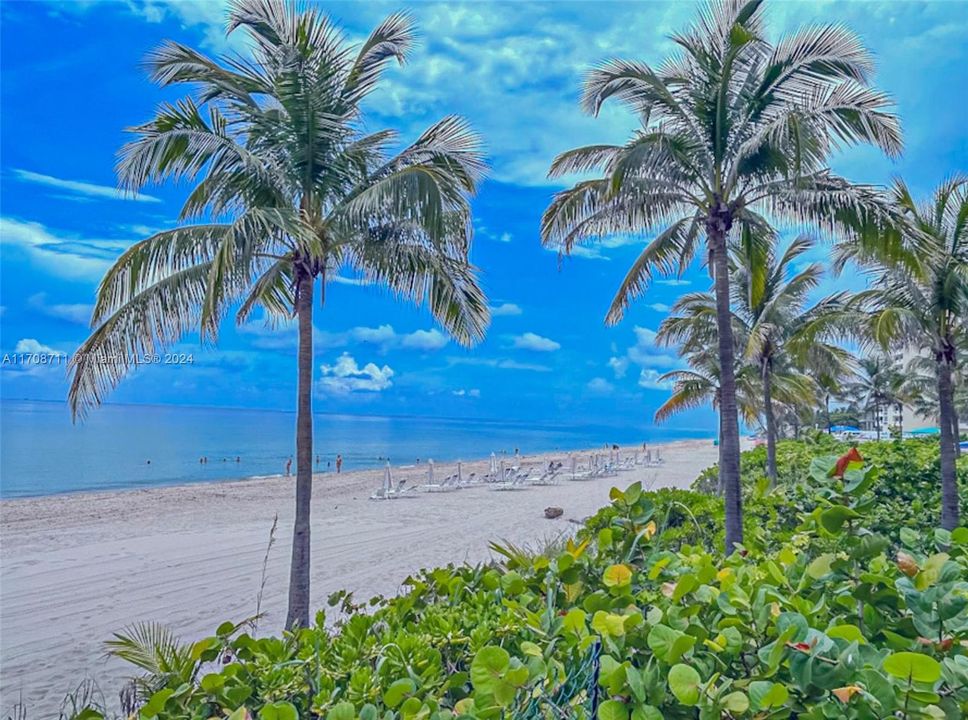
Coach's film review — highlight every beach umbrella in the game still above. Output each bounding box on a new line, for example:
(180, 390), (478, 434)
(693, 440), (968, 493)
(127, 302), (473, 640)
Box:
(457, 460), (463, 484)
(384, 462), (392, 494)
(499, 458), (506, 481)
(428, 459), (435, 484)
(830, 425), (861, 432)
(489, 452), (497, 473)
(909, 427), (940, 435)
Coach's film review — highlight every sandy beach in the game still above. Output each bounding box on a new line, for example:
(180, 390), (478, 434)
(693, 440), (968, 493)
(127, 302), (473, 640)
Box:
(0, 439), (720, 716)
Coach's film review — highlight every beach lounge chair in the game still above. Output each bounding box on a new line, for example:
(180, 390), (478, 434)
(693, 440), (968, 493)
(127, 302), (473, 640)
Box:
(491, 467), (532, 490)
(370, 463), (420, 500)
(529, 462), (562, 486)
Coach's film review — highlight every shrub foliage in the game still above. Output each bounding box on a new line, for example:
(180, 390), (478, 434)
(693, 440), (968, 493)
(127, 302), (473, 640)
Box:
(74, 440), (967, 720)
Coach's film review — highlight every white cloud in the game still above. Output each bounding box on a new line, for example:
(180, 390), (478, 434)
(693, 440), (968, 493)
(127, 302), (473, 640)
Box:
(608, 356), (629, 379)
(546, 244), (609, 261)
(586, 377), (614, 394)
(491, 302), (523, 317)
(447, 356), (551, 372)
(638, 368), (673, 390)
(12, 169), (161, 203)
(13, 338), (65, 356)
(606, 325), (683, 390)
(452, 388), (481, 398)
(330, 274), (369, 286)
(655, 278), (691, 287)
(316, 353), (394, 395)
(400, 328), (448, 351)
(28, 293), (93, 325)
(647, 303), (671, 312)
(512, 332), (561, 352)
(239, 321), (448, 353)
(498, 232), (512, 243)
(626, 326), (679, 370)
(0, 217), (128, 281)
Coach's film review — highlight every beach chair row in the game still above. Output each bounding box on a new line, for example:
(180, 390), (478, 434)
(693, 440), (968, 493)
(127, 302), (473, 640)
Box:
(369, 448), (664, 499)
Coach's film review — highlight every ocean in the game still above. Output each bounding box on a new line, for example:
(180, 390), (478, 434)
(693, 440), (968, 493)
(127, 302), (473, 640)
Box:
(0, 400), (713, 498)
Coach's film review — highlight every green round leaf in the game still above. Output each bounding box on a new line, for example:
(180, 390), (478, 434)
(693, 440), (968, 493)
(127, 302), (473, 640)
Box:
(597, 699), (629, 720)
(383, 678), (416, 709)
(883, 652), (942, 683)
(603, 564), (633, 588)
(668, 664), (702, 706)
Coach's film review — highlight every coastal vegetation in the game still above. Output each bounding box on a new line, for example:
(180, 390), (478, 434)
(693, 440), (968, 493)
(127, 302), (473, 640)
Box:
(65, 438), (968, 719)
(35, 0), (968, 716)
(65, 0), (489, 629)
(540, 0), (903, 549)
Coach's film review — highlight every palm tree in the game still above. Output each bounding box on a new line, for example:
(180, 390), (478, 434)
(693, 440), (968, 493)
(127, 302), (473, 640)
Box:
(848, 177), (967, 527)
(540, 0), (901, 549)
(846, 355), (904, 440)
(67, 0), (489, 628)
(731, 234), (853, 481)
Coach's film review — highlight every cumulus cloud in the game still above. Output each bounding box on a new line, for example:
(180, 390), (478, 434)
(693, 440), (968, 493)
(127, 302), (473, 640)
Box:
(316, 353), (394, 395)
(606, 326), (682, 389)
(28, 293), (93, 325)
(13, 338), (64, 356)
(656, 278), (691, 287)
(647, 303), (671, 312)
(491, 302), (523, 317)
(586, 377), (614, 394)
(638, 368), (673, 390)
(452, 388), (481, 398)
(608, 356), (630, 379)
(511, 332), (561, 352)
(12, 169), (160, 203)
(400, 329), (448, 351)
(0, 217), (129, 281)
(239, 321), (448, 353)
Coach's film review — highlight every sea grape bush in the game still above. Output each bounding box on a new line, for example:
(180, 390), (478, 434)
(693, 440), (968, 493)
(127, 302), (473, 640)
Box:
(74, 445), (967, 720)
(692, 438), (968, 544)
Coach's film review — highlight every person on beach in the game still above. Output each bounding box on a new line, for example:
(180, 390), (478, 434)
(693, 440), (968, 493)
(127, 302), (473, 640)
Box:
(285, 457), (292, 476)
(336, 454), (342, 474)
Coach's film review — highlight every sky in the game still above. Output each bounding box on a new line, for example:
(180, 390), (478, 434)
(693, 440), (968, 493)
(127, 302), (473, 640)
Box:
(1, 0), (967, 430)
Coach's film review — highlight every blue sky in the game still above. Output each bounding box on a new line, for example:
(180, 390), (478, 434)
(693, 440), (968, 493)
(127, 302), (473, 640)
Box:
(1, 0), (966, 429)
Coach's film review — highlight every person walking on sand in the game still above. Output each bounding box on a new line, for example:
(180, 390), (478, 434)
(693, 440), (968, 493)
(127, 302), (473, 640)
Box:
(336, 454), (343, 474)
(285, 457), (292, 477)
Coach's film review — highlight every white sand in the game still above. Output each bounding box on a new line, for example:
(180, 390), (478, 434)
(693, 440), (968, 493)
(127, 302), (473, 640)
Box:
(0, 439), (719, 716)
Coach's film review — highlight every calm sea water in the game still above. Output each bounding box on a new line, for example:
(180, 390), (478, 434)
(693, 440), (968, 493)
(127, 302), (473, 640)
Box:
(0, 400), (712, 498)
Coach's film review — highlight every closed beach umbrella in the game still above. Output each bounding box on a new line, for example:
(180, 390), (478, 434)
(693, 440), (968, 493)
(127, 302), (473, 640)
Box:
(457, 460), (463, 484)
(490, 452), (497, 473)
(428, 458), (435, 484)
(570, 455), (577, 478)
(384, 462), (392, 493)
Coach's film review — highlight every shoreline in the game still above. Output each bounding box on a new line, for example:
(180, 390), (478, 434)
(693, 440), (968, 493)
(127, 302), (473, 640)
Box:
(0, 436), (714, 504)
(0, 438), (723, 717)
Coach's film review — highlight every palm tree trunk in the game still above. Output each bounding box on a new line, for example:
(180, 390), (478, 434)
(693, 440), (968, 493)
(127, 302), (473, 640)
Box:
(825, 394), (831, 434)
(762, 358), (777, 484)
(286, 266), (315, 629)
(953, 411), (961, 458)
(708, 216), (743, 550)
(938, 357), (960, 529)
(874, 400), (881, 441)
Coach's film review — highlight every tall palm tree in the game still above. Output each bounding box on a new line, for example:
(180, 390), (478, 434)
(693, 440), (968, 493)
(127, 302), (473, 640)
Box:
(731, 233), (853, 481)
(846, 355), (904, 441)
(540, 0), (901, 549)
(658, 235), (849, 482)
(67, 0), (489, 628)
(848, 178), (967, 528)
